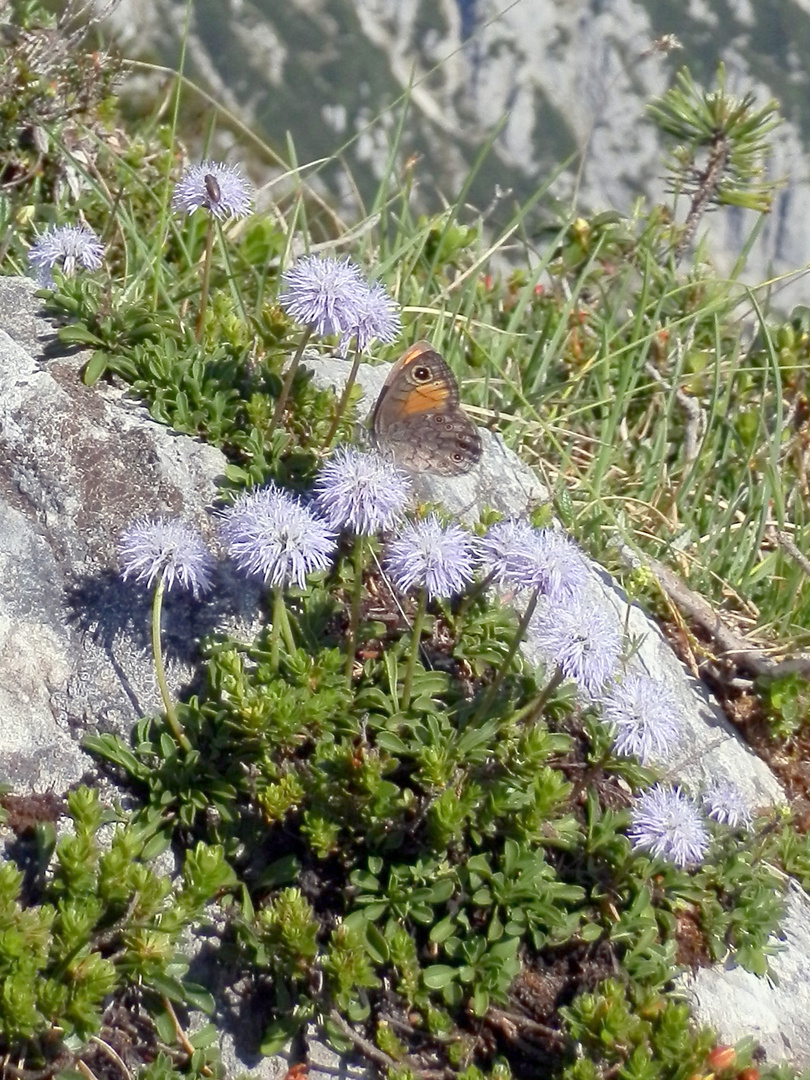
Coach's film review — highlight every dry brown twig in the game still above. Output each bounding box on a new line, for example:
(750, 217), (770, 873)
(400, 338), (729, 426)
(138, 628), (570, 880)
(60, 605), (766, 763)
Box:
(326, 1010), (451, 1080)
(618, 541), (810, 679)
(775, 527), (810, 579)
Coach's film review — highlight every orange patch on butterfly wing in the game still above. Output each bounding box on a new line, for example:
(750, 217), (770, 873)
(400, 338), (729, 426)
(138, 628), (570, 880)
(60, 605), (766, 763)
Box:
(398, 381), (452, 415)
(397, 340), (435, 367)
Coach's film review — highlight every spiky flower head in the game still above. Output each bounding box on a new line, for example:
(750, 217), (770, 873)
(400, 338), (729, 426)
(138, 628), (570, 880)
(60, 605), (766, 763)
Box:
(279, 254), (368, 338)
(498, 525), (588, 602)
(172, 160), (254, 220)
(118, 518), (215, 598)
(28, 224), (104, 287)
(702, 779), (753, 830)
(221, 482), (336, 588)
(479, 518), (539, 585)
(385, 514), (475, 600)
(313, 445), (411, 535)
(529, 596), (621, 696)
(601, 674), (682, 764)
(339, 280), (401, 355)
(628, 784), (709, 868)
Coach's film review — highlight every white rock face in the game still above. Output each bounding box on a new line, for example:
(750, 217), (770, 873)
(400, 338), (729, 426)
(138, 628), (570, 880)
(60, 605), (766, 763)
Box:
(0, 278), (259, 790)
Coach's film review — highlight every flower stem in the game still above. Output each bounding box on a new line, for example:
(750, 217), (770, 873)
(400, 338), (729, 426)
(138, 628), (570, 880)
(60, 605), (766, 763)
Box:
(521, 665), (566, 727)
(194, 214), (216, 342)
(453, 568), (496, 637)
(151, 575), (192, 752)
(268, 325), (314, 438)
(345, 536), (366, 686)
(324, 344), (362, 449)
(271, 586), (297, 670)
(401, 589), (428, 712)
(474, 587), (540, 721)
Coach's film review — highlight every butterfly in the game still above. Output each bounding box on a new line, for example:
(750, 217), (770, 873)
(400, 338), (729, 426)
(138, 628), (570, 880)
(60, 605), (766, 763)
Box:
(370, 341), (483, 476)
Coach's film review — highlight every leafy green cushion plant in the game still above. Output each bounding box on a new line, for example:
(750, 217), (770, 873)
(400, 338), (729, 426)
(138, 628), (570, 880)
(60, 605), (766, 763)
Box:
(0, 787), (234, 1077)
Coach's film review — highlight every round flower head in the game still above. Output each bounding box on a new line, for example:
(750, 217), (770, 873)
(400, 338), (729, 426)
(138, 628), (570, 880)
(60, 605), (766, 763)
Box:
(628, 784), (710, 868)
(172, 160), (254, 220)
(28, 224), (104, 287)
(601, 673), (682, 765)
(118, 518), (215, 598)
(339, 280), (401, 355)
(479, 518), (539, 585)
(508, 527), (588, 603)
(529, 596), (621, 697)
(221, 482), (336, 588)
(702, 779), (753, 830)
(313, 445), (411, 535)
(385, 514), (475, 600)
(279, 254), (368, 338)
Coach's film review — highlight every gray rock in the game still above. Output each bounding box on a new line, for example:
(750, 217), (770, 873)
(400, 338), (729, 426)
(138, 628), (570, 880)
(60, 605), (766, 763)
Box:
(0, 277), (261, 791)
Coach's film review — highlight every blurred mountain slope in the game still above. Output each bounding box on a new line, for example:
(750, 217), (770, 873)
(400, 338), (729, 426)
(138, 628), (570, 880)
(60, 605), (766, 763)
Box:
(105, 0), (810, 305)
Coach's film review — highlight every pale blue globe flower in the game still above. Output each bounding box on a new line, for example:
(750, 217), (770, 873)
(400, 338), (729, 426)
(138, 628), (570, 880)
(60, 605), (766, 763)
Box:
(529, 596), (621, 696)
(118, 519), (215, 598)
(172, 160), (254, 220)
(480, 521), (588, 603)
(508, 527), (589, 603)
(702, 779), (753, 830)
(339, 280), (401, 355)
(28, 224), (104, 287)
(221, 482), (336, 588)
(385, 514), (475, 599)
(479, 518), (539, 585)
(279, 254), (369, 338)
(313, 445), (411, 535)
(628, 784), (709, 867)
(601, 673), (682, 764)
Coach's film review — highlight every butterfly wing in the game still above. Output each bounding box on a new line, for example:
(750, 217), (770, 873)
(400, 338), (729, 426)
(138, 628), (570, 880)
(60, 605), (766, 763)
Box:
(371, 341), (482, 476)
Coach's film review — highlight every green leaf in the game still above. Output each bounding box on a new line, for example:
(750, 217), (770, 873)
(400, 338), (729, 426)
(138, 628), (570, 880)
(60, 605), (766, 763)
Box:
(59, 324), (104, 346)
(429, 915), (457, 943)
(374, 731), (410, 755)
(189, 1023), (218, 1048)
(471, 985), (490, 1017)
(182, 982), (216, 1014)
(580, 922), (603, 942)
(255, 854), (301, 890)
(83, 350), (112, 385)
(154, 1007), (178, 1045)
(140, 830), (172, 861)
(422, 964), (458, 989)
(83, 734), (151, 779)
(323, 1015), (355, 1054)
(426, 878), (455, 904)
(146, 972), (187, 1003)
(261, 1016), (305, 1056)
(364, 922), (390, 965)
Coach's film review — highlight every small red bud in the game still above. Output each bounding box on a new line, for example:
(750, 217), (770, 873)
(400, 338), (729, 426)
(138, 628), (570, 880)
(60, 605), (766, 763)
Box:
(707, 1047), (737, 1072)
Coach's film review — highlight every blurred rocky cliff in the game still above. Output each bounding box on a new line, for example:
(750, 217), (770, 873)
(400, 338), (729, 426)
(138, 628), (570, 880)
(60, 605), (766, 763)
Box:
(102, 0), (810, 307)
